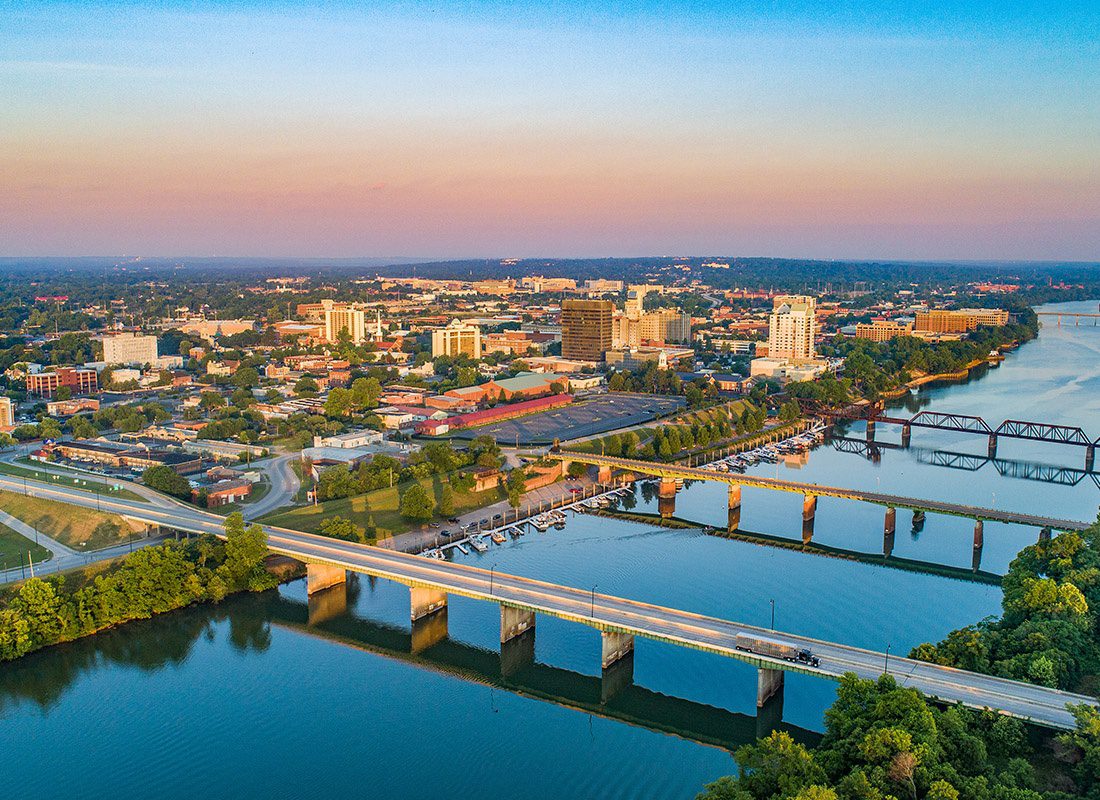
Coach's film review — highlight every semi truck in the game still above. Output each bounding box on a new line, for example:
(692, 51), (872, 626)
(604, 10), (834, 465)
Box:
(735, 633), (820, 667)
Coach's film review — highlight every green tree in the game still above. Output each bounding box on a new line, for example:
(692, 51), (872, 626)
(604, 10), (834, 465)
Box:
(399, 483), (435, 522)
(439, 485), (456, 516)
(142, 465), (192, 499)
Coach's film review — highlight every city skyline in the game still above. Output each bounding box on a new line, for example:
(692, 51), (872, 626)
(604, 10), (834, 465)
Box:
(2, 0), (1098, 261)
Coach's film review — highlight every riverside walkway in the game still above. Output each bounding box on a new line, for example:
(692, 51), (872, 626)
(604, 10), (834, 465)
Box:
(0, 473), (1095, 730)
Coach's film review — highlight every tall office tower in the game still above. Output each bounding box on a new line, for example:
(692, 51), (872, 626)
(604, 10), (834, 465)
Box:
(767, 295), (817, 361)
(324, 304), (367, 344)
(561, 299), (613, 361)
(102, 333), (159, 366)
(432, 319), (482, 358)
(0, 396), (13, 428)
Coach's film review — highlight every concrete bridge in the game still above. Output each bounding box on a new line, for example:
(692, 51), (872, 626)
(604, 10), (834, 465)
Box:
(2, 473), (1096, 730)
(268, 589), (816, 750)
(552, 452), (1092, 556)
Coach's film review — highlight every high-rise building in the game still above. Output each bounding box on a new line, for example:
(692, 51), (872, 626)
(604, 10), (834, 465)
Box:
(561, 299), (613, 361)
(767, 295), (817, 362)
(432, 320), (482, 358)
(324, 302), (367, 344)
(102, 333), (159, 366)
(0, 396), (13, 428)
(613, 309), (691, 348)
(855, 319), (914, 342)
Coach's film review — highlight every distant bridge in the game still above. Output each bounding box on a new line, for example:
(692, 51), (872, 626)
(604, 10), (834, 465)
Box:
(831, 409), (1098, 471)
(1036, 311), (1100, 326)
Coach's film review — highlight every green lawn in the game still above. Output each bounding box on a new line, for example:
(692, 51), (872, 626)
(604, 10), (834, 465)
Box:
(0, 490), (148, 550)
(0, 522), (52, 572)
(4, 460), (147, 502)
(260, 474), (504, 538)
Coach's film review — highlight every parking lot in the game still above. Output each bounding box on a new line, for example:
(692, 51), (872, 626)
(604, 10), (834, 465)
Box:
(450, 393), (686, 446)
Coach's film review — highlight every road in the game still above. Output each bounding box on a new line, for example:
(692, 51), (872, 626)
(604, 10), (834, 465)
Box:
(0, 472), (1094, 730)
(557, 452), (1093, 531)
(242, 453), (301, 519)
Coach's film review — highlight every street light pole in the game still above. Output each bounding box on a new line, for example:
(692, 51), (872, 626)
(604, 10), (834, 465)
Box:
(490, 563), (497, 596)
(770, 598), (775, 630)
(590, 585), (598, 617)
(884, 643), (891, 675)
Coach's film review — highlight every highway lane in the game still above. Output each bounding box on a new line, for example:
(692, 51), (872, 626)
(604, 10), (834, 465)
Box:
(2, 474), (1095, 730)
(557, 453), (1092, 531)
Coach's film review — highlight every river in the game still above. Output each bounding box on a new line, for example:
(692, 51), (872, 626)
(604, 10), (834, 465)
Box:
(2, 300), (1097, 800)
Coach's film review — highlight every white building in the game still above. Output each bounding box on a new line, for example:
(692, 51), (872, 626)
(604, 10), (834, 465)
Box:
(767, 295), (816, 362)
(102, 333), (159, 366)
(431, 319), (482, 358)
(313, 429), (384, 449)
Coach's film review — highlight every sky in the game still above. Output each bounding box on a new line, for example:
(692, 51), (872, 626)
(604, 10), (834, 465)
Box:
(1, 0), (1098, 261)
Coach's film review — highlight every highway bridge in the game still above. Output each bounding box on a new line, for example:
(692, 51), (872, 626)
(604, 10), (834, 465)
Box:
(552, 452), (1092, 553)
(1, 473), (1095, 730)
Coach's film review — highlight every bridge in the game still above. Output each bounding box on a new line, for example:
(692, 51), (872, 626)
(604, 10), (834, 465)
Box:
(552, 452), (1091, 555)
(833, 409), (1099, 471)
(2, 473), (1096, 730)
(1036, 311), (1100, 326)
(268, 590), (817, 750)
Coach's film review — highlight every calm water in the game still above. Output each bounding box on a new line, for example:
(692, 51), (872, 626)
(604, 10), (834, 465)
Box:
(2, 300), (1098, 800)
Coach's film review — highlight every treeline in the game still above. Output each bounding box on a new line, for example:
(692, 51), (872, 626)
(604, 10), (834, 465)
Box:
(820, 315), (1039, 400)
(699, 673), (1060, 800)
(607, 363), (719, 408)
(0, 513), (276, 662)
(911, 516), (1100, 691)
(314, 438), (503, 502)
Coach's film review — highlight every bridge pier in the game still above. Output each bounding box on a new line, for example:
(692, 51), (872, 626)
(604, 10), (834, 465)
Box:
(500, 604), (535, 643)
(308, 583), (348, 626)
(1087, 445), (1095, 473)
(757, 667), (785, 708)
(755, 684), (785, 739)
(901, 424), (911, 448)
(912, 510), (925, 532)
(410, 585), (448, 621)
(801, 495), (817, 543)
(884, 507), (896, 557)
(658, 478), (677, 519)
(987, 434), (998, 459)
(727, 485), (742, 531)
(601, 651), (635, 703)
(307, 563), (347, 595)
(973, 519), (984, 550)
(597, 465), (613, 484)
(1039, 526), (1052, 544)
(865, 420), (876, 443)
(601, 630), (634, 669)
(500, 628), (535, 678)
(411, 607), (448, 654)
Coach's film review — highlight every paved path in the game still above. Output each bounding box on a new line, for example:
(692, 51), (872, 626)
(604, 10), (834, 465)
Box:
(1, 472), (1095, 730)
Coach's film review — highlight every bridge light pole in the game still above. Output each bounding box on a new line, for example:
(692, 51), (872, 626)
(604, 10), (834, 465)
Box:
(770, 598), (775, 630)
(884, 643), (891, 675)
(489, 563), (497, 596)
(590, 584), (598, 618)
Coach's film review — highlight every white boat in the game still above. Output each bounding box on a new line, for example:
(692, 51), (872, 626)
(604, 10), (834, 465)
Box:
(532, 515), (553, 532)
(469, 537), (488, 553)
(491, 531), (507, 544)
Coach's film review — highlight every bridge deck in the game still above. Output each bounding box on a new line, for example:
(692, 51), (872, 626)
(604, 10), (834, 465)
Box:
(557, 453), (1090, 530)
(2, 474), (1095, 729)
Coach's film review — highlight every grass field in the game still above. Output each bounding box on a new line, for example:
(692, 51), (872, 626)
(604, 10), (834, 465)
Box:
(4, 460), (147, 502)
(0, 522), (52, 571)
(259, 474), (504, 538)
(0, 490), (148, 550)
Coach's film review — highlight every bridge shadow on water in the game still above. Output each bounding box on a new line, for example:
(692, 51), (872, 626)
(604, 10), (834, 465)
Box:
(272, 588), (819, 753)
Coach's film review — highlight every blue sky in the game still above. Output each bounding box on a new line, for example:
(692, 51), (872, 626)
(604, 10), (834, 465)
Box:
(1, 0), (1097, 259)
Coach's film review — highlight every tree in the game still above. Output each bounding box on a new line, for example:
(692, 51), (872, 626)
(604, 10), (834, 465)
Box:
(505, 468), (526, 508)
(55, 385), (72, 401)
(324, 387), (351, 417)
(399, 483), (435, 522)
(439, 485), (456, 516)
(200, 391), (226, 410)
(295, 376), (319, 397)
(319, 515), (367, 543)
(219, 512), (276, 591)
(142, 465), (192, 499)
(230, 366), (259, 389)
